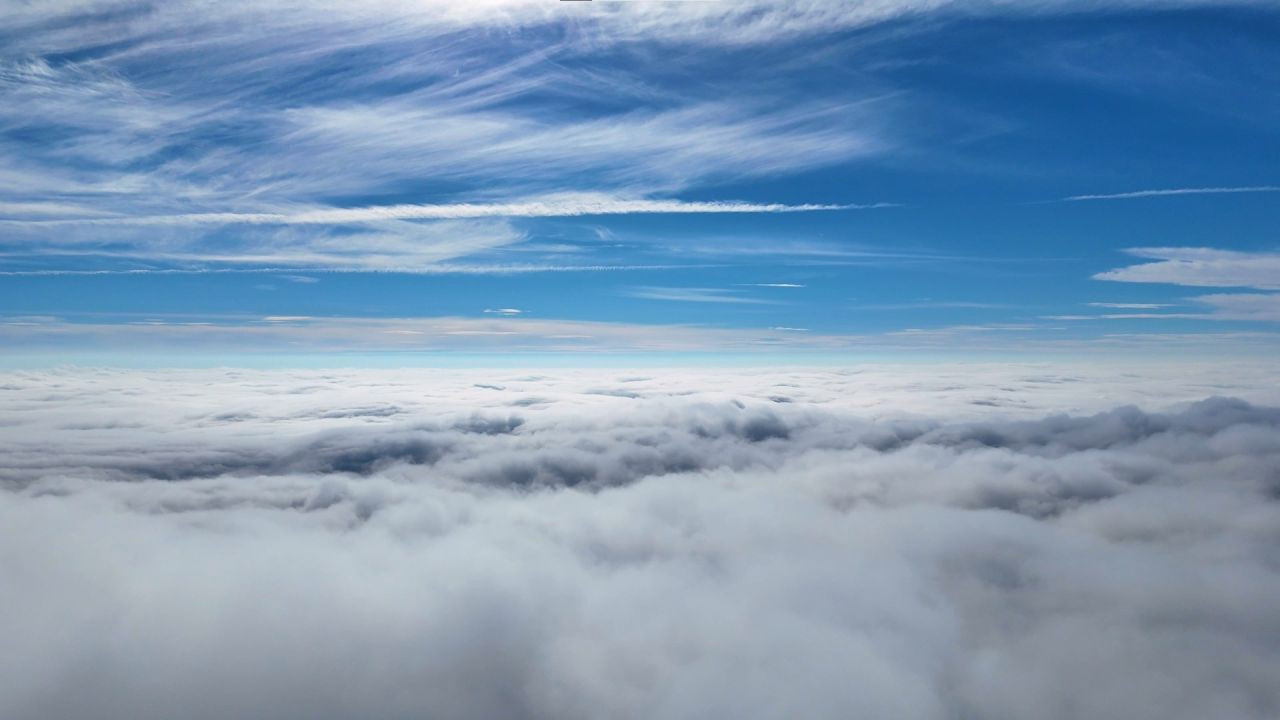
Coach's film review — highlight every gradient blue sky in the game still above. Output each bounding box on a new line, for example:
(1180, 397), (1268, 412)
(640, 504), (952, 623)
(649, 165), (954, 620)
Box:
(2, 0), (1278, 362)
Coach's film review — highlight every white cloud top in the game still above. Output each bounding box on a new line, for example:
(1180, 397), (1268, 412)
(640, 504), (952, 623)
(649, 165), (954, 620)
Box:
(2, 365), (1280, 719)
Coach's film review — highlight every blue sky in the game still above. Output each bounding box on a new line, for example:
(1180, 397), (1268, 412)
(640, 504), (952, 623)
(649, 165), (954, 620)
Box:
(2, 0), (1279, 362)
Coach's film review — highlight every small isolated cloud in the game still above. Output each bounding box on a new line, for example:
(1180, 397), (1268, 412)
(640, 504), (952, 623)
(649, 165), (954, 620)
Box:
(743, 283), (806, 288)
(484, 308), (525, 316)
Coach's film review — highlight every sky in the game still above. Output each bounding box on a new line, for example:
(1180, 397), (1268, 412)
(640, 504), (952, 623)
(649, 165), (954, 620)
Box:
(2, 0), (1280, 362)
(4, 5), (1280, 714)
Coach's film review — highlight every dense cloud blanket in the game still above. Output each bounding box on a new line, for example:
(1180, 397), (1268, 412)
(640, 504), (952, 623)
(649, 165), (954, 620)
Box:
(2, 366), (1279, 719)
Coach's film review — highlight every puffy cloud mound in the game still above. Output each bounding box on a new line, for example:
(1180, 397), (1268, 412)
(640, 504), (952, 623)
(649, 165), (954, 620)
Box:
(2, 366), (1279, 720)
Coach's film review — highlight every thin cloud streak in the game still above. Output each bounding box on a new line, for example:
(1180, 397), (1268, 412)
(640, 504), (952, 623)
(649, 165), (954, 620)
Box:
(1087, 302), (1174, 309)
(0, 263), (721, 277)
(624, 286), (779, 305)
(854, 301), (1009, 310)
(4, 198), (879, 228)
(1063, 186), (1280, 201)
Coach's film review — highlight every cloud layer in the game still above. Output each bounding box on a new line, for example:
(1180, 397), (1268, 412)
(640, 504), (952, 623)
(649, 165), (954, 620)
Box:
(2, 366), (1280, 719)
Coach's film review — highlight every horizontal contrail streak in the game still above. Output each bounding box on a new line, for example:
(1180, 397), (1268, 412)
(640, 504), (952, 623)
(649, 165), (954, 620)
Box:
(1063, 186), (1280, 201)
(4, 199), (893, 226)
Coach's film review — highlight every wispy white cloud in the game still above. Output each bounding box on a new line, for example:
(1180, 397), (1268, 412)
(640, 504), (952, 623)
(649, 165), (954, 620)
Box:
(1060, 311), (1204, 321)
(7, 195), (869, 228)
(272, 99), (895, 198)
(3, 0), (1275, 305)
(1051, 296), (1280, 323)
(887, 323), (1047, 337)
(1186, 293), (1280, 322)
(1063, 186), (1280, 201)
(0, 2), (905, 275)
(6, 218), (531, 271)
(0, 262), (709, 277)
(1095, 247), (1280, 290)
(855, 301), (1009, 310)
(669, 239), (959, 265)
(1087, 302), (1174, 309)
(624, 286), (778, 305)
(10, 1), (1266, 49)
(1, 0), (1266, 225)
(484, 308), (525, 316)
(1081, 256), (1280, 322)
(0, 200), (121, 218)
